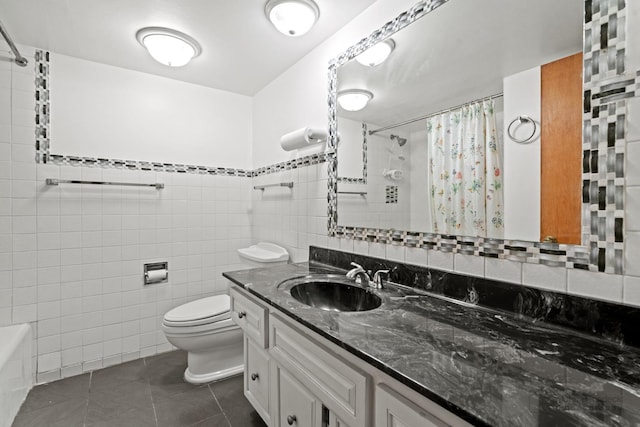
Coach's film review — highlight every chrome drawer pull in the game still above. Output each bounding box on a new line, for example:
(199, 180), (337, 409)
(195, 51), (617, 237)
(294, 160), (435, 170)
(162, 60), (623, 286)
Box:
(238, 311), (246, 319)
(287, 415), (297, 425)
(251, 372), (259, 381)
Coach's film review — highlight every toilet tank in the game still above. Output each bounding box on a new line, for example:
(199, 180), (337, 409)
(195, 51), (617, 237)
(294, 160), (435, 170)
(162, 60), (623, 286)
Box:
(237, 242), (289, 269)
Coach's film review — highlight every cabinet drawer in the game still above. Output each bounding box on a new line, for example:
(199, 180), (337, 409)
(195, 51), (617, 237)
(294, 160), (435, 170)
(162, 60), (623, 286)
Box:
(375, 384), (449, 427)
(270, 314), (368, 427)
(230, 287), (268, 348)
(245, 337), (270, 424)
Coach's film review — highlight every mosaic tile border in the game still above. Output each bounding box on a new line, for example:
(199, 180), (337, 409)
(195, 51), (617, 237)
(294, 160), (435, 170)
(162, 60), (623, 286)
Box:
(327, 0), (632, 274)
(35, 50), (50, 164)
(336, 122), (367, 184)
(34, 49), (327, 178)
(385, 185), (398, 204)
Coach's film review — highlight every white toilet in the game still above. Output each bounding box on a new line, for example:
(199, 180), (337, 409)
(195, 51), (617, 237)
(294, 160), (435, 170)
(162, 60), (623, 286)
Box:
(162, 242), (289, 384)
(162, 294), (243, 384)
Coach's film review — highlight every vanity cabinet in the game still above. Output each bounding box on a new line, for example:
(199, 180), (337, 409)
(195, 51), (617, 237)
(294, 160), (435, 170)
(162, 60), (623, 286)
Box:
(230, 288), (272, 425)
(375, 384), (448, 427)
(230, 286), (470, 427)
(269, 314), (367, 427)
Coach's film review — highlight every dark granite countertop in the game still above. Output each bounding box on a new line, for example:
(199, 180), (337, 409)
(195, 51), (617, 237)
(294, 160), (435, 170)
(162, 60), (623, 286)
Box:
(223, 261), (640, 427)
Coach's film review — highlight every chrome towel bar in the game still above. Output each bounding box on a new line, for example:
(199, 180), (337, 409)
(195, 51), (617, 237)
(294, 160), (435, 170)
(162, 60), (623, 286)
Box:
(254, 182), (294, 191)
(45, 178), (164, 189)
(338, 191), (367, 196)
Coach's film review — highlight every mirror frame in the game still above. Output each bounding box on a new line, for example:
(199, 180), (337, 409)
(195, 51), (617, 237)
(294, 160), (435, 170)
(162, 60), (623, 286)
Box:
(336, 123), (368, 184)
(327, 0), (629, 274)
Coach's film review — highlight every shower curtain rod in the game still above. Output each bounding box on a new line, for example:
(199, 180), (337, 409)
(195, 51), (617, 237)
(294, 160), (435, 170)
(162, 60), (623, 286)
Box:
(368, 92), (503, 136)
(0, 18), (28, 67)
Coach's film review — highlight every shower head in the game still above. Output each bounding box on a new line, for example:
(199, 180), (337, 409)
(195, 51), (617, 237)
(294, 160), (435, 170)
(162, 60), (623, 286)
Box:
(390, 134), (407, 147)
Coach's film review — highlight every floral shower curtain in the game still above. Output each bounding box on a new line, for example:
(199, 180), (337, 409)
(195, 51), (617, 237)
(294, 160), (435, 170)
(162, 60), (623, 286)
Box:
(427, 99), (504, 238)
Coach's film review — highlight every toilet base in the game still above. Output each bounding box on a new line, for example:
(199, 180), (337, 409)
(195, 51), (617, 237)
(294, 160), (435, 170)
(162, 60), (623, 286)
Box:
(177, 327), (244, 384)
(184, 363), (244, 384)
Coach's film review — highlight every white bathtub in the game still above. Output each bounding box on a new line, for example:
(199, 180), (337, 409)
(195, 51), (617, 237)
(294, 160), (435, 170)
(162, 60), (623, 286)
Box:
(0, 324), (32, 427)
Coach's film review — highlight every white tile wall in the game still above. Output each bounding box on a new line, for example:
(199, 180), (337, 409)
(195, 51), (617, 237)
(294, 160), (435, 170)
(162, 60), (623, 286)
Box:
(251, 164), (329, 263)
(1, 49), (256, 382)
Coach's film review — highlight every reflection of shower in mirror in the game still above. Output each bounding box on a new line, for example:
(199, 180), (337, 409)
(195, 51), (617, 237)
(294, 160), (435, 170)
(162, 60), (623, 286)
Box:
(390, 134), (407, 146)
(383, 169), (403, 180)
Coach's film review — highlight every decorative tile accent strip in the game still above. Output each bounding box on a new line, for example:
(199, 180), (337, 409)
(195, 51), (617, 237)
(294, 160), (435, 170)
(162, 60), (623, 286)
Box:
(327, 0), (632, 274)
(385, 185), (398, 204)
(581, 0), (630, 274)
(35, 50), (50, 164)
(252, 152), (328, 177)
(583, 0), (626, 83)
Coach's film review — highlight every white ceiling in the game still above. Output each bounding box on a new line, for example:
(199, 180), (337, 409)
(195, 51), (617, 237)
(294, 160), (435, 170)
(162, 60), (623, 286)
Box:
(0, 0), (378, 95)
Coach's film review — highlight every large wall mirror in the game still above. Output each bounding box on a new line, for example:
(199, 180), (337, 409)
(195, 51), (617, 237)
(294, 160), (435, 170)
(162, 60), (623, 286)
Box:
(328, 0), (628, 274)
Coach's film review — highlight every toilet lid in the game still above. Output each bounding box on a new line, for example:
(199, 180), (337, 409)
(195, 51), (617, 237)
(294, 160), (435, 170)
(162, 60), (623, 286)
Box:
(164, 295), (230, 323)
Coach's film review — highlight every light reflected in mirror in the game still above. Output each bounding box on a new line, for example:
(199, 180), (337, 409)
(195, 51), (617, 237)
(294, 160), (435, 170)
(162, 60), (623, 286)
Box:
(335, 0), (583, 243)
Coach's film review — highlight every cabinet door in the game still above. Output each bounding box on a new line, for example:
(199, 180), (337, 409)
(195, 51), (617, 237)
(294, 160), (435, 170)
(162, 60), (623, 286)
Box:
(270, 314), (367, 427)
(230, 287), (268, 348)
(245, 337), (270, 425)
(278, 367), (321, 427)
(375, 384), (448, 427)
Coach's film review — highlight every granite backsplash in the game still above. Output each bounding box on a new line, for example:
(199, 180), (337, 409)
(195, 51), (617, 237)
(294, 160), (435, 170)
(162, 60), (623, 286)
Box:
(309, 246), (640, 348)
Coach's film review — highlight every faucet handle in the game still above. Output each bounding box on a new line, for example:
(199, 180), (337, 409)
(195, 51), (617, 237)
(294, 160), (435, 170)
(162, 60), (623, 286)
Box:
(373, 269), (390, 287)
(346, 262), (365, 279)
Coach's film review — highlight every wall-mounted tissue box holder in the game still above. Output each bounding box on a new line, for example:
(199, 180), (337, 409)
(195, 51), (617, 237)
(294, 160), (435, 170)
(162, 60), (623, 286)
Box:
(144, 262), (168, 285)
(280, 127), (328, 151)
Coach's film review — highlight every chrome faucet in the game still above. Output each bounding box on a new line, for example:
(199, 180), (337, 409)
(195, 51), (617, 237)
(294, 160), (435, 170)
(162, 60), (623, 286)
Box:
(347, 262), (390, 289)
(346, 262), (371, 285)
(372, 269), (390, 289)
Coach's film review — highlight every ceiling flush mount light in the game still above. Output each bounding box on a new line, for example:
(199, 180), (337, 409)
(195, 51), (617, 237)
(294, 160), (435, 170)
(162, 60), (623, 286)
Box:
(355, 39), (396, 67)
(136, 27), (201, 67)
(265, 0), (320, 37)
(337, 89), (374, 112)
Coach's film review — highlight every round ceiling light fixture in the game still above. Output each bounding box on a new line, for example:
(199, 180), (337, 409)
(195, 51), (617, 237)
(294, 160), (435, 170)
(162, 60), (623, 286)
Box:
(337, 89), (374, 112)
(265, 0), (320, 37)
(136, 27), (202, 67)
(355, 39), (396, 67)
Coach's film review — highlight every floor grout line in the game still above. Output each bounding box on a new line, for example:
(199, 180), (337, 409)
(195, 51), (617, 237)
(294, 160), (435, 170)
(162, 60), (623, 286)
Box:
(208, 383), (233, 427)
(149, 382), (159, 427)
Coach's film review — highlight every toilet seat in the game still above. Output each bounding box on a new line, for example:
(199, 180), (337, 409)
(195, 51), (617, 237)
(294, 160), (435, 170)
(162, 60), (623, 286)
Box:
(163, 295), (232, 328)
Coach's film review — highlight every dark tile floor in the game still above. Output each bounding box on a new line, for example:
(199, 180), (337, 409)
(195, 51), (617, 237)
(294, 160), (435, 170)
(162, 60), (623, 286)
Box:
(12, 351), (267, 427)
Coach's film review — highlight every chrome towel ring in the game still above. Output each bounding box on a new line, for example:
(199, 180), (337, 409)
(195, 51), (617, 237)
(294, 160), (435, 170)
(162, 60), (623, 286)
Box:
(507, 115), (537, 144)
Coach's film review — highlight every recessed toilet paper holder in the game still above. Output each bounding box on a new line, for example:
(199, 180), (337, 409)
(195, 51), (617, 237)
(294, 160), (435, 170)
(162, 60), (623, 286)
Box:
(144, 262), (168, 285)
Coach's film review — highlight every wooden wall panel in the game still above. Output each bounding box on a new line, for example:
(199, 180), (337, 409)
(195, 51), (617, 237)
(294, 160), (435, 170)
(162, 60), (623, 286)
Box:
(540, 52), (583, 244)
